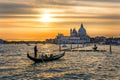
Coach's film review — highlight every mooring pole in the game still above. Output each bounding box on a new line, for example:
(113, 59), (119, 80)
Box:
(110, 44), (112, 53)
(77, 43), (79, 48)
(83, 43), (84, 47)
(110, 37), (113, 53)
(59, 44), (61, 51)
(59, 40), (61, 51)
(110, 40), (112, 53)
(70, 43), (72, 50)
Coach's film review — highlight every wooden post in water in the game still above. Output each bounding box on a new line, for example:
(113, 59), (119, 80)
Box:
(82, 43), (84, 47)
(70, 43), (72, 51)
(77, 44), (79, 48)
(59, 40), (61, 51)
(109, 37), (112, 53)
(77, 40), (79, 48)
(110, 42), (112, 53)
(110, 44), (112, 53)
(59, 44), (61, 51)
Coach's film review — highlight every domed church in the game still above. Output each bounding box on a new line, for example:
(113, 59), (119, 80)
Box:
(71, 24), (87, 37)
(57, 24), (90, 44)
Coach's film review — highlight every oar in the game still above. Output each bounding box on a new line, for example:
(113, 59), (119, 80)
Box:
(41, 55), (45, 63)
(41, 53), (47, 64)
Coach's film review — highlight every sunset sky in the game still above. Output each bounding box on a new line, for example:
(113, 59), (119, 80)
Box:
(0, 0), (120, 41)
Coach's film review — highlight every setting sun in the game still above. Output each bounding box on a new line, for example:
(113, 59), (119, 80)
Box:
(39, 14), (52, 22)
(0, 0), (120, 41)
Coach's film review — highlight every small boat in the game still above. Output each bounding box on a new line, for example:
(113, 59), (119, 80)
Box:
(92, 44), (97, 51)
(26, 43), (30, 46)
(93, 47), (97, 51)
(27, 51), (65, 62)
(62, 44), (67, 47)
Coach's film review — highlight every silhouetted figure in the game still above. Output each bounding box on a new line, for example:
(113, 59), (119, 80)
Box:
(45, 54), (48, 59)
(34, 45), (38, 58)
(50, 54), (53, 59)
(93, 44), (97, 51)
(41, 53), (44, 59)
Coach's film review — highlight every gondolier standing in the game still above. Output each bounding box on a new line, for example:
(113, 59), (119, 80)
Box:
(34, 44), (38, 58)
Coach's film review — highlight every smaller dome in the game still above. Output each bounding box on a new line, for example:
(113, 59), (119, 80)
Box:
(72, 28), (77, 37)
(73, 28), (77, 33)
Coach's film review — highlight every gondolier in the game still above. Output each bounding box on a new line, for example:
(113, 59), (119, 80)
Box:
(93, 44), (97, 51)
(34, 44), (38, 58)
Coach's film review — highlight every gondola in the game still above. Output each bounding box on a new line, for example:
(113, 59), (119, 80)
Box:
(27, 51), (65, 62)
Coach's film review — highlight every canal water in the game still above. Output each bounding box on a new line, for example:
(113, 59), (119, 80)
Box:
(0, 44), (120, 79)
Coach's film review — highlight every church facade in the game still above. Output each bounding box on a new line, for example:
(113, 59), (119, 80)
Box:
(56, 24), (90, 44)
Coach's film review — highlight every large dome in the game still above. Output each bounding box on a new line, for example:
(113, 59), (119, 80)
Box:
(78, 24), (86, 36)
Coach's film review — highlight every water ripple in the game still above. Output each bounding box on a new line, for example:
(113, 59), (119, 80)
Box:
(0, 44), (120, 79)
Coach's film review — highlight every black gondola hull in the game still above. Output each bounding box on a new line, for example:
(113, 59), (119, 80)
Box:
(27, 52), (65, 62)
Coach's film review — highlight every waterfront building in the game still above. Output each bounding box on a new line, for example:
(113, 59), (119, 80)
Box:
(0, 39), (5, 44)
(56, 24), (90, 44)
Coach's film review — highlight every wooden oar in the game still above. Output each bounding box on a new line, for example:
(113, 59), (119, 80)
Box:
(41, 53), (47, 64)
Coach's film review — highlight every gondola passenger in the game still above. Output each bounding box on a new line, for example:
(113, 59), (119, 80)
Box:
(50, 54), (53, 59)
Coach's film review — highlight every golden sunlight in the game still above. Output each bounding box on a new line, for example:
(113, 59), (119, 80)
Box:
(39, 14), (52, 22)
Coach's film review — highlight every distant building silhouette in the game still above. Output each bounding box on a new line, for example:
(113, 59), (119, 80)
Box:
(0, 39), (6, 44)
(56, 24), (90, 44)
(106, 38), (120, 45)
(93, 36), (106, 44)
